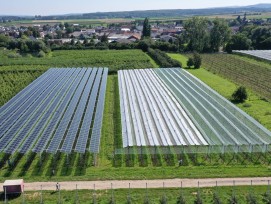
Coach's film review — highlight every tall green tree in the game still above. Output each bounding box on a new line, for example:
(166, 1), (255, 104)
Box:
(142, 17), (151, 38)
(0, 34), (10, 47)
(184, 17), (209, 52)
(210, 18), (231, 52)
(225, 33), (252, 53)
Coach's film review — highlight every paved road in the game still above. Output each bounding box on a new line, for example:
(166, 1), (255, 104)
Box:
(1, 177), (271, 191)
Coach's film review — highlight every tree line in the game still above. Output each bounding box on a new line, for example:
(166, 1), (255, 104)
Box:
(0, 16), (270, 57)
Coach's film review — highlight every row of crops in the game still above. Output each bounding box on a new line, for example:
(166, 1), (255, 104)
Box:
(0, 68), (108, 155)
(200, 54), (271, 101)
(0, 50), (154, 70)
(0, 70), (44, 106)
(118, 68), (271, 154)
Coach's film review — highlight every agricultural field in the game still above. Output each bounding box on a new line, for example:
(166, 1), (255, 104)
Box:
(0, 70), (44, 106)
(199, 53), (271, 101)
(0, 49), (154, 70)
(1, 50), (271, 182)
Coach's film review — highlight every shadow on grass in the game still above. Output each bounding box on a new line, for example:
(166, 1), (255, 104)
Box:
(74, 153), (88, 176)
(18, 152), (36, 177)
(187, 153), (200, 166)
(0, 192), (21, 202)
(138, 154), (148, 167)
(151, 154), (162, 167)
(45, 152), (61, 177)
(0, 154), (10, 169)
(31, 153), (50, 177)
(3, 154), (23, 177)
(60, 153), (76, 176)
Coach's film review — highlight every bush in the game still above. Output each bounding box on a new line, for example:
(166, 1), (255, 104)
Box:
(193, 52), (202, 68)
(213, 192), (222, 204)
(232, 86), (248, 102)
(8, 52), (22, 58)
(228, 195), (238, 204)
(194, 192), (203, 204)
(37, 50), (46, 58)
(147, 48), (182, 68)
(246, 192), (257, 204)
(160, 195), (167, 204)
(187, 57), (194, 68)
(176, 194), (186, 204)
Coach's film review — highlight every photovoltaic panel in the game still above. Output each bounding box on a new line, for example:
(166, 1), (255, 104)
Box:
(89, 68), (108, 153)
(0, 67), (109, 154)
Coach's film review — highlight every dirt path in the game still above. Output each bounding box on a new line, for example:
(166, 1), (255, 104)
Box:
(1, 177), (271, 191)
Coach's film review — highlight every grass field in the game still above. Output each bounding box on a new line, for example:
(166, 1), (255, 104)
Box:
(168, 53), (271, 131)
(2, 185), (271, 203)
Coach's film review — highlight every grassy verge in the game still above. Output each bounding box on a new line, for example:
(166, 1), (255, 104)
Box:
(2, 150), (271, 182)
(2, 185), (271, 203)
(168, 53), (271, 131)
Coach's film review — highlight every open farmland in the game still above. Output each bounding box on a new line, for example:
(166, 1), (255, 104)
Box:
(0, 68), (107, 156)
(200, 54), (271, 101)
(1, 51), (271, 182)
(118, 68), (271, 154)
(0, 49), (154, 70)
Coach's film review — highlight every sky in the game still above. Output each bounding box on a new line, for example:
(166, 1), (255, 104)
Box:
(1, 0), (271, 16)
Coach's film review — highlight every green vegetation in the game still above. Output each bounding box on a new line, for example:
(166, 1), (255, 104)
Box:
(2, 185), (271, 203)
(0, 49), (153, 70)
(168, 53), (271, 131)
(0, 70), (44, 106)
(147, 48), (181, 68)
(232, 86), (248, 103)
(200, 54), (271, 101)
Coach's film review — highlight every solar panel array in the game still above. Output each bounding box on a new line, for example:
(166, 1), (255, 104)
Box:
(118, 68), (271, 153)
(233, 50), (271, 62)
(0, 68), (108, 154)
(118, 69), (207, 148)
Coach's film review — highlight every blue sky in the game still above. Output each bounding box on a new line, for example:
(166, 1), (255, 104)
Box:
(1, 0), (271, 15)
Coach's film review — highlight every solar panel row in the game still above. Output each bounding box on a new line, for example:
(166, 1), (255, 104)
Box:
(4, 69), (75, 154)
(0, 69), (65, 150)
(18, 69), (79, 154)
(60, 68), (96, 153)
(118, 69), (207, 148)
(89, 68), (108, 153)
(0, 68), (108, 154)
(74, 69), (103, 153)
(154, 68), (271, 147)
(32, 69), (84, 153)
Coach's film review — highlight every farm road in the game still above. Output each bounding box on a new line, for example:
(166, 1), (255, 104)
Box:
(1, 177), (271, 191)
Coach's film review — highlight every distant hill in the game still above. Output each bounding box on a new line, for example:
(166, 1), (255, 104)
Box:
(244, 3), (271, 8)
(1, 4), (271, 21)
